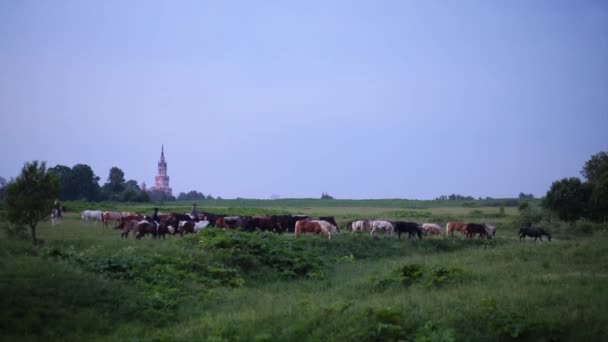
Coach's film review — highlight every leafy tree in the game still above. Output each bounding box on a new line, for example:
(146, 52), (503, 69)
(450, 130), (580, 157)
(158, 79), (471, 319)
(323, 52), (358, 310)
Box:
(589, 172), (608, 223)
(148, 190), (175, 202)
(0, 176), (7, 200)
(581, 151), (608, 184)
(105, 167), (126, 193)
(517, 201), (542, 227)
(48, 164), (100, 201)
(5, 161), (59, 245)
(125, 180), (140, 190)
(48, 165), (72, 198)
(70, 164), (101, 201)
(543, 177), (590, 222)
(177, 190), (206, 201)
(518, 192), (534, 199)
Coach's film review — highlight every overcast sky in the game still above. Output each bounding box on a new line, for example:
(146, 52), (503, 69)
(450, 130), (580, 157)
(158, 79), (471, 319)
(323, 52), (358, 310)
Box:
(1, 1), (607, 199)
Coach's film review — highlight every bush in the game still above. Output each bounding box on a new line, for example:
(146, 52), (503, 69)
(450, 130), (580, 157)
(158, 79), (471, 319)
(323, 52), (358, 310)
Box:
(371, 263), (469, 290)
(196, 229), (326, 279)
(42, 244), (244, 325)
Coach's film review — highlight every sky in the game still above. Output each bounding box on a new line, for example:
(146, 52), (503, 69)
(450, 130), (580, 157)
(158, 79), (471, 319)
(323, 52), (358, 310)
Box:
(1, 0), (607, 200)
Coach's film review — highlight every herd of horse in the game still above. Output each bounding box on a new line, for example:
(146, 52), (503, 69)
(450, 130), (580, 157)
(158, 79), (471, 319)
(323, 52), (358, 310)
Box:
(71, 209), (552, 241)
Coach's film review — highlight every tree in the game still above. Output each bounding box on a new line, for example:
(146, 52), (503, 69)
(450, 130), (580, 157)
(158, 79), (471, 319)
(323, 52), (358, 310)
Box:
(0, 176), (7, 200)
(517, 201), (542, 228)
(6, 161), (59, 245)
(581, 151), (608, 184)
(543, 177), (590, 223)
(518, 192), (534, 200)
(148, 190), (175, 202)
(589, 172), (608, 223)
(105, 167), (126, 193)
(70, 164), (101, 201)
(48, 165), (72, 198)
(48, 164), (100, 201)
(125, 180), (140, 190)
(177, 190), (206, 201)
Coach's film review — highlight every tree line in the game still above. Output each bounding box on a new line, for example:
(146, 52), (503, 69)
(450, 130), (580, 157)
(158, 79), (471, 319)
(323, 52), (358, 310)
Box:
(46, 164), (149, 202)
(543, 151), (608, 223)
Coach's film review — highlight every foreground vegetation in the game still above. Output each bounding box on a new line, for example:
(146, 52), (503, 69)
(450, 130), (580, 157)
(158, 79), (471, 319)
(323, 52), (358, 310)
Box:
(1, 202), (608, 341)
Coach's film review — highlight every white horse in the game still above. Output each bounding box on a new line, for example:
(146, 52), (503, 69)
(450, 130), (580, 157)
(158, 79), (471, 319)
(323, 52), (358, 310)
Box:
(351, 220), (371, 233)
(194, 220), (210, 233)
(370, 220), (394, 236)
(81, 210), (103, 224)
(312, 220), (339, 235)
(421, 223), (442, 235)
(484, 224), (496, 237)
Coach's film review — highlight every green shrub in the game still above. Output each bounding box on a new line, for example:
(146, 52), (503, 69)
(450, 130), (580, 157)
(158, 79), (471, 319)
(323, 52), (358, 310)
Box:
(372, 263), (469, 290)
(196, 229), (326, 279)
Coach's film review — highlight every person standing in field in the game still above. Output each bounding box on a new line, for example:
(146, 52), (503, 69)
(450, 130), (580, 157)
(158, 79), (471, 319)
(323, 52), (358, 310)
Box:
(53, 199), (62, 218)
(191, 203), (199, 218)
(152, 207), (160, 235)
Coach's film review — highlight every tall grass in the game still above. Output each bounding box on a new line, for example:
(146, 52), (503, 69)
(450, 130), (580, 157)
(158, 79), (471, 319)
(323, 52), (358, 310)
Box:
(1, 203), (606, 341)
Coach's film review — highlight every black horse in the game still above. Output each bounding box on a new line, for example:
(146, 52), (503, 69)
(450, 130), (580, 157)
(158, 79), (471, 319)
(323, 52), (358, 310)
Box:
(519, 227), (551, 241)
(393, 221), (423, 239)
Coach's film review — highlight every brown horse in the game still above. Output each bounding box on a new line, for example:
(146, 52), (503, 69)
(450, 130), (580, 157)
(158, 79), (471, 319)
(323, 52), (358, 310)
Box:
(464, 223), (492, 240)
(215, 217), (226, 228)
(446, 222), (467, 237)
(120, 219), (142, 238)
(117, 214), (144, 230)
(135, 221), (170, 239)
(102, 211), (123, 229)
(294, 220), (331, 239)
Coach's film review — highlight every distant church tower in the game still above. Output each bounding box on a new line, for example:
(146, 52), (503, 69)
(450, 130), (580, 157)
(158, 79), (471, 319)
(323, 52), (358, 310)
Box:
(150, 145), (172, 196)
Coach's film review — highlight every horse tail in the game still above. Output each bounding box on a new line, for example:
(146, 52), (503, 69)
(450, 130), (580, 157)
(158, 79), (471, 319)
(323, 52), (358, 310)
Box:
(445, 223), (450, 236)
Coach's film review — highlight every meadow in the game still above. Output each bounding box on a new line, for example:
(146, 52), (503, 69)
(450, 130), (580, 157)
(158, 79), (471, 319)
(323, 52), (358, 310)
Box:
(1, 199), (607, 341)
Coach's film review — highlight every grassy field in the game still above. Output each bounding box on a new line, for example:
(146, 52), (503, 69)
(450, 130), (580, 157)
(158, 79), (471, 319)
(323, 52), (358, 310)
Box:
(1, 200), (607, 341)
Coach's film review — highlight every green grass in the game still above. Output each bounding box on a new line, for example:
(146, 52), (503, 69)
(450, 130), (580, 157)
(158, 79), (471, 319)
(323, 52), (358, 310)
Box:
(1, 202), (607, 341)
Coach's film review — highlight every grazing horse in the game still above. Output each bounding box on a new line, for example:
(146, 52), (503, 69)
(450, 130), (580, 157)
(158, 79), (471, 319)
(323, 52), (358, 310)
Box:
(319, 216), (339, 232)
(294, 220), (331, 239)
(177, 220), (198, 236)
(193, 220), (209, 233)
(421, 223), (442, 236)
(370, 220), (394, 237)
(134, 221), (170, 239)
(81, 210), (103, 224)
(247, 215), (278, 232)
(215, 216), (227, 229)
(201, 213), (219, 227)
(117, 214), (144, 230)
(446, 222), (467, 237)
(464, 223), (492, 239)
(120, 219), (140, 238)
(102, 211), (123, 229)
(485, 224), (496, 238)
(519, 227), (551, 241)
(393, 221), (423, 239)
(351, 220), (371, 233)
(312, 220), (339, 235)
(274, 215), (307, 233)
(224, 216), (242, 229)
